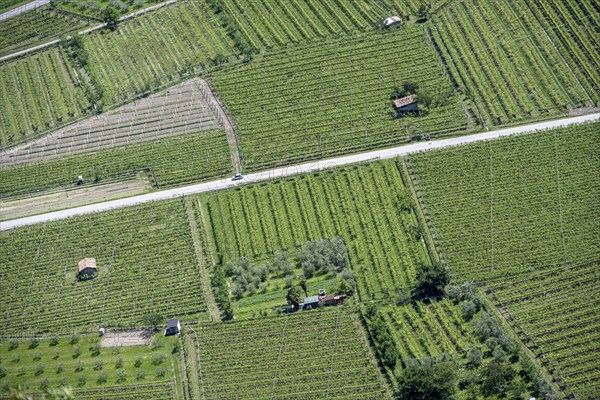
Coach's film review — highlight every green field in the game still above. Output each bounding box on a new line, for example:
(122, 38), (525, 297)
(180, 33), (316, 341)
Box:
(0, 7), (91, 57)
(0, 335), (177, 396)
(0, 48), (91, 148)
(0, 0), (30, 13)
(406, 121), (600, 398)
(84, 0), (237, 104)
(0, 129), (232, 198)
(0, 199), (210, 336)
(211, 29), (467, 171)
(193, 307), (390, 399)
(429, 0), (599, 127)
(201, 159), (429, 302)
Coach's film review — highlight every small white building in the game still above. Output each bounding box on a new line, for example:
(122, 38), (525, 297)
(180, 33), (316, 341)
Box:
(164, 319), (181, 336)
(383, 16), (402, 27)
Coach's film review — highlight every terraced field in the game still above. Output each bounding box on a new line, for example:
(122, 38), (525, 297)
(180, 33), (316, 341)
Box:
(1, 78), (225, 166)
(193, 308), (390, 399)
(202, 159), (430, 302)
(0, 6), (91, 57)
(211, 29), (467, 170)
(429, 0), (599, 127)
(0, 199), (210, 336)
(0, 48), (91, 147)
(406, 121), (600, 398)
(84, 0), (236, 104)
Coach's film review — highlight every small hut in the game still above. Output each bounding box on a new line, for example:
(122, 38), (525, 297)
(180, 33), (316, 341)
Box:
(383, 16), (402, 27)
(394, 95), (419, 113)
(164, 319), (181, 336)
(78, 258), (97, 280)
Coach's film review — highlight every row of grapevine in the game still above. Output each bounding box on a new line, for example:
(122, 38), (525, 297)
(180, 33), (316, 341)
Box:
(84, 0), (237, 105)
(429, 0), (594, 127)
(383, 299), (477, 366)
(0, 6), (90, 57)
(0, 383), (173, 400)
(0, 129), (232, 198)
(406, 122), (600, 398)
(1, 78), (224, 167)
(211, 29), (467, 171)
(0, 48), (91, 147)
(217, 0), (383, 49)
(203, 159), (429, 303)
(0, 199), (210, 335)
(193, 307), (390, 399)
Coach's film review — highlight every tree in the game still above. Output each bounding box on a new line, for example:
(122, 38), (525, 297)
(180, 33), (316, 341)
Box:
(480, 360), (515, 396)
(102, 6), (119, 30)
(299, 277), (308, 297)
(397, 359), (456, 400)
(417, 4), (430, 21)
(286, 287), (302, 309)
(143, 313), (163, 332)
(414, 261), (450, 299)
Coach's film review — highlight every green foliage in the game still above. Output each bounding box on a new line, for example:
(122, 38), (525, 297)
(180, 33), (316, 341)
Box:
(101, 6), (119, 30)
(397, 357), (456, 400)
(364, 306), (398, 369)
(142, 313), (163, 332)
(480, 360), (515, 396)
(286, 287), (302, 308)
(414, 261), (450, 299)
(295, 237), (349, 278)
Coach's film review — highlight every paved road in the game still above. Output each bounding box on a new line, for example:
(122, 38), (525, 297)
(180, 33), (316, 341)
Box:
(0, 0), (50, 21)
(1, 113), (598, 231)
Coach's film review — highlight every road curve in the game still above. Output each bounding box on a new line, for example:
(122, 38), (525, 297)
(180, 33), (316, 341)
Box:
(1, 113), (598, 231)
(0, 0), (50, 21)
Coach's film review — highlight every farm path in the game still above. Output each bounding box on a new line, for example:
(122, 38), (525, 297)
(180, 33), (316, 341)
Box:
(198, 79), (242, 174)
(0, 0), (49, 21)
(1, 113), (598, 231)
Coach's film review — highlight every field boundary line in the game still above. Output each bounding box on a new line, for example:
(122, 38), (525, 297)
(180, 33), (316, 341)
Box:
(269, 314), (289, 400)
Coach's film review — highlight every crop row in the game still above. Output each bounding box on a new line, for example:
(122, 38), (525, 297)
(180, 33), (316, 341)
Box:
(0, 48), (91, 147)
(406, 121), (600, 399)
(211, 30), (466, 171)
(0, 6), (90, 57)
(0, 129), (232, 198)
(429, 0), (591, 127)
(84, 0), (236, 104)
(204, 159), (429, 303)
(383, 298), (477, 364)
(0, 199), (209, 335)
(193, 307), (389, 399)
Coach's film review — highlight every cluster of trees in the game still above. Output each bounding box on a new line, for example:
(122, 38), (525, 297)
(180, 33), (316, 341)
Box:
(226, 237), (352, 300)
(390, 81), (456, 118)
(396, 260), (450, 305)
(448, 282), (482, 320)
(225, 250), (293, 299)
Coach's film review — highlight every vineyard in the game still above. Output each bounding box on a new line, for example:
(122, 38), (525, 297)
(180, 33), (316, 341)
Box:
(406, 121), (600, 398)
(0, 199), (210, 336)
(1, 78), (225, 166)
(211, 29), (467, 171)
(202, 159), (430, 302)
(83, 0), (237, 104)
(193, 307), (390, 399)
(0, 6), (90, 57)
(382, 299), (477, 366)
(0, 129), (231, 198)
(0, 48), (91, 147)
(429, 0), (599, 127)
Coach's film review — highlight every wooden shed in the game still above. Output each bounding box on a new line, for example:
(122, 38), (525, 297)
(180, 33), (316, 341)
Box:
(78, 258), (97, 280)
(394, 95), (419, 113)
(384, 16), (402, 27)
